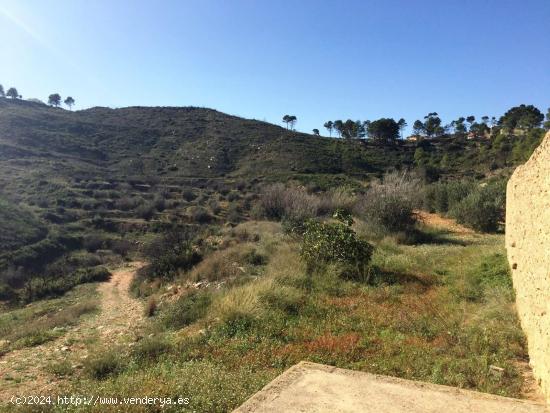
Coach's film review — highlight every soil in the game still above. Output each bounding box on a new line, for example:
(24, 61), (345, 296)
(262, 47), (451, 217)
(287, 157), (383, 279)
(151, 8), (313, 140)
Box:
(0, 262), (146, 402)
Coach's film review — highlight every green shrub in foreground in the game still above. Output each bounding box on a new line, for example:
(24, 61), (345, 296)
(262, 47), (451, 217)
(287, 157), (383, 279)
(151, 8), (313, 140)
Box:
(300, 215), (374, 282)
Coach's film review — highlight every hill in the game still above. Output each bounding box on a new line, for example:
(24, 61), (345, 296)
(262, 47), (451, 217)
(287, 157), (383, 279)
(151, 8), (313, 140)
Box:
(0, 98), (544, 303)
(2, 98), (540, 188)
(0, 199), (47, 252)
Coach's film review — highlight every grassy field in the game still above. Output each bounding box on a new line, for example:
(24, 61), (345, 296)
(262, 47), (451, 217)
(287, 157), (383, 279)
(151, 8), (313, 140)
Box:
(0, 216), (528, 412)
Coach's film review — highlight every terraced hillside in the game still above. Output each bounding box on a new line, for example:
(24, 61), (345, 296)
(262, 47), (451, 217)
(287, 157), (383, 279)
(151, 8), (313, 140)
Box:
(0, 99), (544, 304)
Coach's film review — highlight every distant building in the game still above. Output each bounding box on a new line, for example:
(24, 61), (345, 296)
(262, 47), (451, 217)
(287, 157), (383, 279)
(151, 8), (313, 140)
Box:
(406, 135), (420, 142)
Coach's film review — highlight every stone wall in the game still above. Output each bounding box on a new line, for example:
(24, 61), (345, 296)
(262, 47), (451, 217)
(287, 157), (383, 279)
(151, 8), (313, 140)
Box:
(506, 131), (550, 403)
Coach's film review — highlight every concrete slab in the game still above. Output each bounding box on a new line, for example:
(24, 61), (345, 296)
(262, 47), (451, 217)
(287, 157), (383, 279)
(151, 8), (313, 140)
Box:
(234, 362), (549, 413)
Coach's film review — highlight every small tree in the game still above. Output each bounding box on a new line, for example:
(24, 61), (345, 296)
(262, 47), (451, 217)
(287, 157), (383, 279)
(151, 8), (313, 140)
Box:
(283, 115), (297, 130)
(288, 115), (297, 130)
(282, 115), (291, 129)
(333, 120), (343, 137)
(423, 112), (443, 137)
(312, 128), (320, 136)
(414, 147), (427, 166)
(452, 117), (467, 134)
(323, 121), (333, 137)
(544, 108), (550, 130)
(0, 84), (4, 98)
(64, 96), (75, 110)
(48, 93), (62, 107)
(466, 115), (475, 130)
(6, 87), (18, 99)
(397, 118), (407, 139)
(412, 120), (425, 136)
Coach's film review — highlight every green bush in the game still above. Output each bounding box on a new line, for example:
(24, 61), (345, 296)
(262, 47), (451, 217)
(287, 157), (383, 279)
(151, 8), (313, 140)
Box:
(20, 266), (111, 302)
(300, 216), (374, 281)
(449, 181), (505, 232)
(161, 291), (212, 329)
(260, 286), (304, 315)
(136, 203), (155, 220)
(132, 336), (172, 362)
(425, 180), (475, 213)
(84, 350), (124, 379)
(143, 230), (202, 279)
(243, 249), (267, 266)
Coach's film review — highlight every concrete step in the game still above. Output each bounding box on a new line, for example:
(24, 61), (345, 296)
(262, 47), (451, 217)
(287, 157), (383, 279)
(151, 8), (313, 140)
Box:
(234, 362), (548, 413)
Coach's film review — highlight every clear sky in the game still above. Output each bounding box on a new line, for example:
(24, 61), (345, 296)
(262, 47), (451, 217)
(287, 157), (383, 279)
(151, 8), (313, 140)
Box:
(0, 0), (549, 135)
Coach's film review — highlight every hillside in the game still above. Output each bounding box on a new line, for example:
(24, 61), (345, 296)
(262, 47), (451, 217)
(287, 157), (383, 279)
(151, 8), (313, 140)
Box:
(0, 99), (547, 411)
(1, 98), (536, 189)
(0, 99), (544, 303)
(0, 199), (47, 252)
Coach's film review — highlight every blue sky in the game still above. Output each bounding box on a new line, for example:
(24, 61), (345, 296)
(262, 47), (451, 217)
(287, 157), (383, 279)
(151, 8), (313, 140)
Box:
(0, 0), (548, 135)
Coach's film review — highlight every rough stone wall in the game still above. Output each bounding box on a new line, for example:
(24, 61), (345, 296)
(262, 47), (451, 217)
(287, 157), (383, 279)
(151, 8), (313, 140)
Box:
(506, 131), (550, 403)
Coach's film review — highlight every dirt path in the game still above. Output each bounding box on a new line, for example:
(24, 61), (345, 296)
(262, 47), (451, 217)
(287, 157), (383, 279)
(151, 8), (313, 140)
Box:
(415, 210), (475, 235)
(0, 262), (146, 402)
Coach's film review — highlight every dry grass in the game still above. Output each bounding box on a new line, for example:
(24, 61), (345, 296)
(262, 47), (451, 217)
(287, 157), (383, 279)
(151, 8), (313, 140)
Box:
(185, 243), (256, 282)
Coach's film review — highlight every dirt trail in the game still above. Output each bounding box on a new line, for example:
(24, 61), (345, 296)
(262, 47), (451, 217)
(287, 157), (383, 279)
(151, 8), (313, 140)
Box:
(415, 210), (475, 235)
(0, 262), (146, 402)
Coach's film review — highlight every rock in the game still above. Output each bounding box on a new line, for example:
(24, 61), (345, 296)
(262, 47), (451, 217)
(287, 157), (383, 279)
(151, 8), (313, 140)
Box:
(61, 346), (70, 352)
(489, 365), (505, 378)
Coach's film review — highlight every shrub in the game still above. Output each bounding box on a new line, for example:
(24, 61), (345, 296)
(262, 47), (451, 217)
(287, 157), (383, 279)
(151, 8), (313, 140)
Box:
(211, 283), (265, 335)
(189, 206), (213, 223)
(111, 239), (134, 258)
(161, 291), (212, 329)
(115, 196), (142, 211)
(449, 181), (505, 232)
(227, 191), (240, 202)
(301, 216), (374, 281)
(425, 180), (476, 213)
(46, 360), (73, 377)
(154, 195), (166, 212)
(187, 244), (254, 282)
(243, 249), (267, 266)
(132, 336), (171, 362)
(356, 171), (421, 233)
(84, 350), (124, 379)
(136, 203), (155, 221)
(143, 229), (201, 279)
(318, 187), (356, 215)
(208, 200), (222, 215)
(256, 183), (318, 221)
(182, 189), (197, 202)
(145, 297), (157, 317)
(83, 235), (106, 253)
(260, 286), (304, 315)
